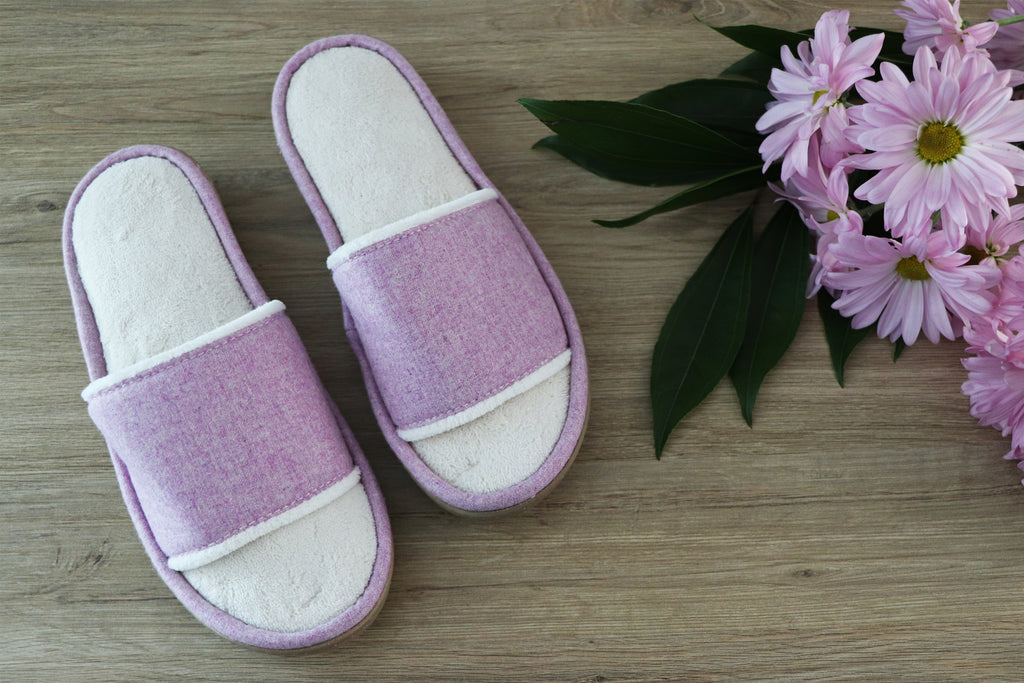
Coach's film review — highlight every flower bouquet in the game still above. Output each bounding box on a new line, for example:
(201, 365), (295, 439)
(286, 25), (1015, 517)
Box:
(521, 0), (1024, 470)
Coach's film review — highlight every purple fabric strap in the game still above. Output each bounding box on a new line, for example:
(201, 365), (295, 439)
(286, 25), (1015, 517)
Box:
(331, 195), (568, 434)
(86, 309), (352, 562)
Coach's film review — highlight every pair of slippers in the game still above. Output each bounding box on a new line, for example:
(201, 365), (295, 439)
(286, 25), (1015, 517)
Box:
(63, 35), (588, 650)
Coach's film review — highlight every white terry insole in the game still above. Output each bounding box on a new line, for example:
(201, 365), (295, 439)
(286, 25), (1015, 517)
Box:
(72, 156), (377, 633)
(285, 47), (570, 493)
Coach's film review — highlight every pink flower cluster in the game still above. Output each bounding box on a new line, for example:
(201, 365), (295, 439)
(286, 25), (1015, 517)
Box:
(757, 3), (1024, 471)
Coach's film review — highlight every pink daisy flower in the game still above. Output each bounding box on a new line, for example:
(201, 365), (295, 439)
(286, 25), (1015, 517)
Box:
(962, 203), (1024, 265)
(772, 141), (863, 297)
(817, 105), (863, 169)
(809, 230), (844, 299)
(989, 0), (1024, 71)
(776, 138), (863, 235)
(756, 10), (884, 181)
(825, 231), (997, 344)
(896, 0), (998, 58)
(847, 47), (1024, 244)
(988, 255), (1024, 328)
(784, 162), (863, 298)
(962, 323), (1024, 463)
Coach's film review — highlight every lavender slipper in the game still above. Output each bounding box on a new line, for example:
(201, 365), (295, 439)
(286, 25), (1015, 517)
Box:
(63, 145), (392, 649)
(272, 35), (589, 515)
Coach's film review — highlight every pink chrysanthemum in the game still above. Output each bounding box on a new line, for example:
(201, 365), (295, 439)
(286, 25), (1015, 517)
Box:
(963, 203), (1024, 265)
(825, 231), (997, 344)
(777, 159), (864, 297)
(777, 138), (863, 233)
(970, 205), (1024, 327)
(988, 255), (1024, 328)
(784, 161), (863, 236)
(896, 0), (998, 58)
(809, 229), (848, 299)
(989, 0), (1024, 71)
(847, 47), (1024, 244)
(756, 10), (884, 181)
(962, 323), (1024, 463)
(772, 139), (864, 297)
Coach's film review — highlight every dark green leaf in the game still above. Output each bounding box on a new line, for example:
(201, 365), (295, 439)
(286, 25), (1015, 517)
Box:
(699, 19), (810, 56)
(519, 98), (760, 186)
(528, 79), (768, 186)
(817, 289), (871, 387)
(720, 50), (780, 84)
(652, 206), (754, 457)
(594, 166), (764, 228)
(861, 207), (887, 238)
(892, 338), (906, 362)
(704, 21), (907, 73)
(701, 19), (904, 67)
(630, 78), (772, 141)
(533, 135), (707, 187)
(729, 203), (810, 426)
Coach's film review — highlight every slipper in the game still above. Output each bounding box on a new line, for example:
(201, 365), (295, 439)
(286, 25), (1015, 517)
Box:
(272, 35), (589, 515)
(62, 145), (393, 649)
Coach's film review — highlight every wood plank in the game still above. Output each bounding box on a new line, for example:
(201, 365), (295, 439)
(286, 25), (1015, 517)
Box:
(3, 1), (1022, 679)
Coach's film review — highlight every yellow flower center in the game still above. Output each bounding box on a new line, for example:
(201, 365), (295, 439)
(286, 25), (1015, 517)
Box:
(825, 209), (840, 222)
(917, 122), (963, 164)
(896, 256), (931, 281)
(812, 89), (829, 104)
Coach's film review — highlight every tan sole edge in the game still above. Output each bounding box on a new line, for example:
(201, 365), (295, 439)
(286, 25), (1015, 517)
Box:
(427, 398), (591, 518)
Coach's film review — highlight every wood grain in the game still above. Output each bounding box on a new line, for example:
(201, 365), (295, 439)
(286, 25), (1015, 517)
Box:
(3, 1), (1023, 679)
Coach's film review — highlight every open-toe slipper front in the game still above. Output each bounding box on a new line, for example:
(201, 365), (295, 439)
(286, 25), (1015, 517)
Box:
(272, 35), (590, 515)
(63, 145), (393, 649)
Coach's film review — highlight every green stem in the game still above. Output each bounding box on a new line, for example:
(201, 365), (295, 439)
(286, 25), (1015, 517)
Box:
(858, 203), (884, 220)
(996, 14), (1024, 27)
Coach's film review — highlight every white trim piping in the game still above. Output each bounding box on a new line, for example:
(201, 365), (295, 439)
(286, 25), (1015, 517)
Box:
(396, 349), (572, 442)
(167, 468), (362, 572)
(82, 300), (286, 400)
(326, 188), (498, 269)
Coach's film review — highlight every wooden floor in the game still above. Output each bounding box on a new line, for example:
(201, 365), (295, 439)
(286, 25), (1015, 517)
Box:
(4, 1), (1023, 679)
